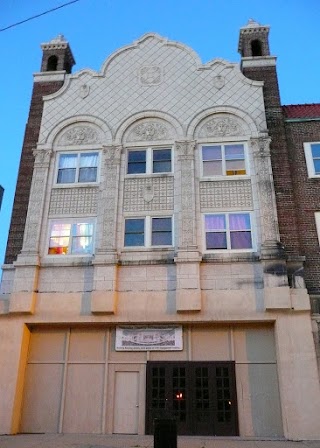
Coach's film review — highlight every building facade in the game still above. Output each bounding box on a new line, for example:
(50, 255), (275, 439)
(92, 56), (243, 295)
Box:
(0, 21), (320, 439)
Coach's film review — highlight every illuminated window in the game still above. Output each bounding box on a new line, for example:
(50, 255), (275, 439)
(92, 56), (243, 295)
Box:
(202, 144), (246, 177)
(48, 221), (94, 255)
(205, 213), (253, 251)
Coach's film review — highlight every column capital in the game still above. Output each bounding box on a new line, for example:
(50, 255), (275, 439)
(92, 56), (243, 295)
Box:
(103, 145), (122, 166)
(250, 136), (272, 158)
(175, 140), (196, 159)
(33, 148), (53, 167)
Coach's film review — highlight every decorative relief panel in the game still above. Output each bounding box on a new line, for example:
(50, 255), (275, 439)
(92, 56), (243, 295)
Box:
(126, 120), (172, 142)
(200, 179), (253, 210)
(197, 115), (245, 138)
(49, 187), (98, 215)
(139, 65), (162, 85)
(123, 177), (174, 212)
(57, 125), (100, 146)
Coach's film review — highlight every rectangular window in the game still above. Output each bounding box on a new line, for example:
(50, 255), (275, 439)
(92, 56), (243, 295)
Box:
(205, 213), (253, 251)
(202, 144), (246, 177)
(57, 152), (98, 184)
(48, 221), (94, 255)
(315, 213), (320, 244)
(304, 142), (320, 177)
(124, 216), (173, 247)
(127, 148), (172, 175)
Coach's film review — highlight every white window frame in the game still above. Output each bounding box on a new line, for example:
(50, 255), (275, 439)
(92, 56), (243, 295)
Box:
(126, 146), (173, 175)
(124, 215), (174, 248)
(304, 142), (320, 178)
(203, 212), (255, 253)
(47, 218), (95, 256)
(315, 212), (320, 244)
(200, 142), (249, 179)
(55, 150), (100, 185)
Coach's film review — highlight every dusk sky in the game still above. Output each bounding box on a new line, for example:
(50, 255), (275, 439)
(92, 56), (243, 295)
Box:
(0, 0), (319, 266)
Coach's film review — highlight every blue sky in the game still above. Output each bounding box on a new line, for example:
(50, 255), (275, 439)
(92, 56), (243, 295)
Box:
(0, 0), (319, 265)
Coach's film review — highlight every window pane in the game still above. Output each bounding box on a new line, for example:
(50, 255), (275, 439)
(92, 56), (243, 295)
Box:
(124, 233), (144, 246)
(51, 223), (71, 237)
(206, 232), (227, 249)
(152, 218), (172, 231)
(202, 146), (221, 161)
(57, 168), (76, 183)
(311, 144), (320, 158)
(59, 154), (77, 168)
(128, 151), (146, 162)
(229, 214), (251, 230)
(314, 159), (320, 175)
(230, 231), (252, 249)
(71, 223), (93, 237)
(225, 145), (244, 160)
(153, 149), (171, 161)
(124, 219), (145, 247)
(128, 151), (146, 174)
(71, 236), (93, 254)
(205, 215), (226, 231)
(48, 223), (71, 255)
(153, 161), (171, 173)
(78, 167), (97, 182)
(79, 153), (98, 167)
(203, 161), (222, 176)
(125, 219), (144, 233)
(152, 232), (172, 246)
(225, 159), (246, 175)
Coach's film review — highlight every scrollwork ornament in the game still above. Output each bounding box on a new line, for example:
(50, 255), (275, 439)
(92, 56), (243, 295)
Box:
(206, 118), (243, 137)
(59, 126), (99, 145)
(129, 122), (169, 142)
(103, 145), (122, 166)
(175, 140), (196, 159)
(33, 148), (52, 166)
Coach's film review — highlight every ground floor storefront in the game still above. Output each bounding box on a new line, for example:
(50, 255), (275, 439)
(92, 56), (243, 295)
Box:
(18, 325), (283, 437)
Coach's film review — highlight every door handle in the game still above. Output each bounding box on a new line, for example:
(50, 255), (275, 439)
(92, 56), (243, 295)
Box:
(136, 405), (139, 407)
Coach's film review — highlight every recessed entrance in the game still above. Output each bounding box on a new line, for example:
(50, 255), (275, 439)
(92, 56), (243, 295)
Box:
(146, 361), (238, 436)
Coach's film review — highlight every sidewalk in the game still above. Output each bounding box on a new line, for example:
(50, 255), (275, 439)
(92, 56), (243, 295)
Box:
(1, 434), (320, 448)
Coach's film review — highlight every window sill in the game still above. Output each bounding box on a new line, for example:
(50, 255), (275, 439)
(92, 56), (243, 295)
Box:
(202, 252), (259, 263)
(52, 183), (99, 189)
(125, 173), (173, 178)
(41, 255), (94, 267)
(120, 248), (175, 264)
(200, 175), (250, 182)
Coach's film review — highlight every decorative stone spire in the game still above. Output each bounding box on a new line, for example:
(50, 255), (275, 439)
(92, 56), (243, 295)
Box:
(40, 34), (75, 73)
(238, 19), (271, 57)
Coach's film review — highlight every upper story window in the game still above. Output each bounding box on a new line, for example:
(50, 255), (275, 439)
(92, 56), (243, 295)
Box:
(304, 142), (320, 178)
(204, 212), (253, 251)
(201, 144), (247, 177)
(124, 216), (173, 247)
(56, 152), (99, 184)
(48, 220), (94, 255)
(127, 147), (172, 175)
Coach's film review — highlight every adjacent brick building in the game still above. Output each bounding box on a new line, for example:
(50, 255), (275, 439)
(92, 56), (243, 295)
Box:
(0, 21), (319, 439)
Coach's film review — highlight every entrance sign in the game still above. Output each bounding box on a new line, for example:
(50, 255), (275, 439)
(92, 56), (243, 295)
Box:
(115, 326), (183, 351)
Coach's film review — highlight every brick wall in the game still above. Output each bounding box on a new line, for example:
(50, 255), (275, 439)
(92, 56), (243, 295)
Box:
(242, 66), (301, 256)
(5, 81), (63, 265)
(284, 120), (320, 294)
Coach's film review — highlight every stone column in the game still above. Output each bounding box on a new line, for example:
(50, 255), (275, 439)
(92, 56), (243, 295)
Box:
(10, 149), (52, 314)
(91, 145), (122, 314)
(174, 140), (201, 312)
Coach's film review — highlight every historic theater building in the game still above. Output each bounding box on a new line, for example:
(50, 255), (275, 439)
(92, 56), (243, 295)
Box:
(0, 20), (319, 439)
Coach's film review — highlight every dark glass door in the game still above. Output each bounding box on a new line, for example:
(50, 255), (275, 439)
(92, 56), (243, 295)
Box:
(146, 361), (238, 436)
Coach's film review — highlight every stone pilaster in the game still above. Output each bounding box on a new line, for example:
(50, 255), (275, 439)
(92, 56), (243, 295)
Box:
(174, 140), (201, 312)
(10, 149), (52, 314)
(91, 145), (122, 314)
(251, 136), (280, 257)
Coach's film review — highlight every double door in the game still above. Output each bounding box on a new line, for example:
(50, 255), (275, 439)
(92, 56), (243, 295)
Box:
(146, 361), (238, 436)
